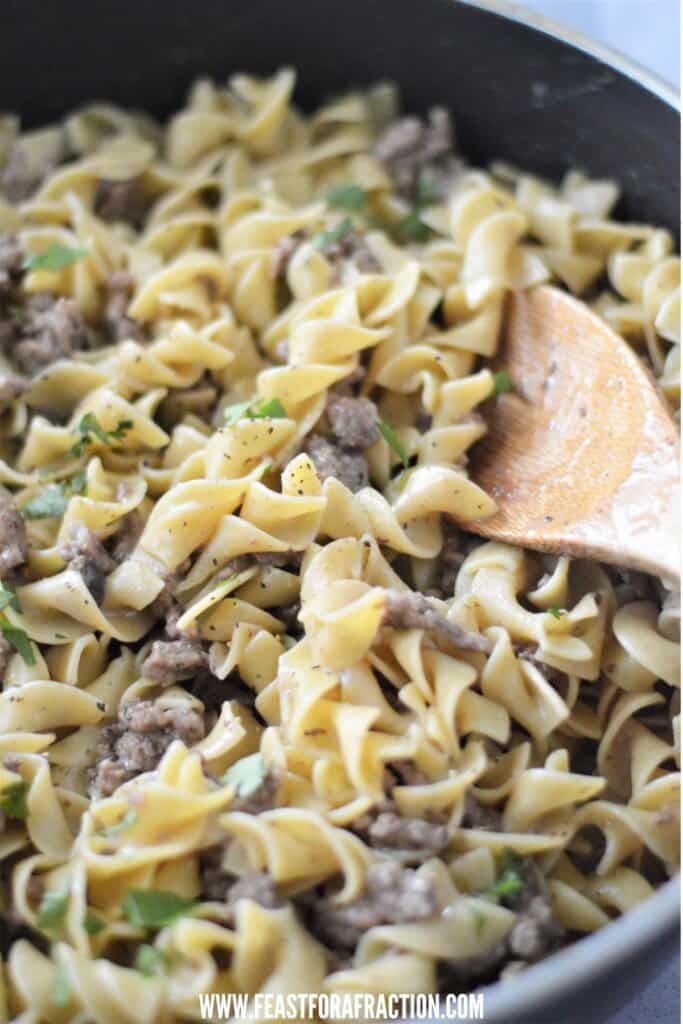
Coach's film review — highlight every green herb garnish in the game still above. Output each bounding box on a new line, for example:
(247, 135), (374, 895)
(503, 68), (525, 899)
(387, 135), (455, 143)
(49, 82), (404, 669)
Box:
(224, 397), (287, 426)
(547, 606), (565, 620)
(223, 752), (267, 799)
(25, 243), (88, 273)
(68, 413), (133, 458)
(135, 944), (169, 977)
(0, 580), (21, 614)
(0, 622), (35, 666)
(488, 848), (525, 903)
(492, 370), (514, 396)
(122, 889), (197, 929)
(327, 184), (366, 211)
(51, 964), (71, 1008)
(397, 210), (433, 243)
(0, 780), (29, 820)
(378, 420), (409, 469)
(37, 888), (69, 931)
(395, 171), (439, 244)
(21, 484), (69, 520)
(313, 215), (353, 250)
(416, 168), (440, 208)
(83, 910), (106, 935)
(21, 470), (88, 520)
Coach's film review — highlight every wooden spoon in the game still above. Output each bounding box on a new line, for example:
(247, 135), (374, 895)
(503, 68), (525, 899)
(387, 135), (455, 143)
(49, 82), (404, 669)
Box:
(465, 285), (681, 585)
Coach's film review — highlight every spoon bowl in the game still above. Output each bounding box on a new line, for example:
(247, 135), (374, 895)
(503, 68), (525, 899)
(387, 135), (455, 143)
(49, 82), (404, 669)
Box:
(465, 285), (680, 585)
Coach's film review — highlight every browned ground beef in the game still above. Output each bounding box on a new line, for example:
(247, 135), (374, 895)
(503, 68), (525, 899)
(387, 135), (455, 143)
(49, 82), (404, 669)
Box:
(141, 637), (209, 685)
(325, 395), (379, 451)
(0, 234), (23, 295)
(94, 177), (148, 227)
(272, 230), (306, 278)
(322, 228), (379, 275)
(462, 792), (502, 831)
(273, 228), (378, 281)
(307, 860), (439, 953)
(13, 296), (91, 374)
(233, 769), (282, 815)
(201, 848), (282, 913)
(383, 589), (492, 652)
(92, 700), (207, 796)
(305, 434), (369, 492)
(0, 488), (27, 575)
(108, 509), (144, 562)
(427, 519), (467, 599)
(103, 272), (143, 342)
(0, 137), (65, 203)
(58, 521), (115, 604)
(373, 108), (456, 197)
(354, 806), (449, 855)
(0, 372), (28, 406)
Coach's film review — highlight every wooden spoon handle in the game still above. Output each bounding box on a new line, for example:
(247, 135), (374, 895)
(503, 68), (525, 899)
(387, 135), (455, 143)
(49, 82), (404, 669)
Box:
(468, 287), (681, 585)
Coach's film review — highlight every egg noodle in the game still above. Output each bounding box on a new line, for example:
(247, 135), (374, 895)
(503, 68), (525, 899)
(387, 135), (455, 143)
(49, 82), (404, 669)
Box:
(0, 69), (679, 1023)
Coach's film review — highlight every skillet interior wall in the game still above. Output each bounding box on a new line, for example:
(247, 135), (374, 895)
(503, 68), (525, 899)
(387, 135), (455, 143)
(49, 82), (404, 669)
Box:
(1, 0), (679, 235)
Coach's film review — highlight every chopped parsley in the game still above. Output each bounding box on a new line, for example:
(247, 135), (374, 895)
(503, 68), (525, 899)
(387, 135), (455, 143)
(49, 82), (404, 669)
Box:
(378, 420), (409, 469)
(0, 779), (29, 820)
(37, 888), (69, 931)
(83, 910), (106, 935)
(397, 209), (433, 243)
(68, 413), (133, 458)
(313, 215), (353, 250)
(416, 168), (440, 207)
(488, 848), (525, 903)
(547, 606), (565, 620)
(492, 370), (514, 396)
(0, 580), (21, 614)
(396, 170), (439, 243)
(0, 581), (27, 662)
(135, 944), (170, 977)
(122, 889), (197, 929)
(223, 752), (267, 799)
(51, 964), (71, 1008)
(21, 484), (70, 520)
(327, 184), (366, 211)
(24, 243), (88, 273)
(224, 396), (287, 426)
(0, 621), (35, 666)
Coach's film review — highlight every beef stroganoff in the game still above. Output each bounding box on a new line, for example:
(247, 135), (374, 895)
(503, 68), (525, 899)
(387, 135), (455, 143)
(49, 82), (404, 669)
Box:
(0, 69), (679, 1021)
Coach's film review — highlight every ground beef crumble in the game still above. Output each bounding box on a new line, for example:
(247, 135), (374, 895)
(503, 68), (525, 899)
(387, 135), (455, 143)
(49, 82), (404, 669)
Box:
(58, 521), (115, 604)
(373, 108), (460, 199)
(305, 435), (369, 492)
(103, 271), (143, 342)
(383, 589), (491, 653)
(306, 860), (439, 953)
(325, 395), (379, 451)
(12, 296), (92, 375)
(353, 804), (449, 855)
(141, 637), (209, 686)
(0, 234), (23, 296)
(94, 177), (148, 228)
(0, 488), (28, 576)
(92, 700), (207, 796)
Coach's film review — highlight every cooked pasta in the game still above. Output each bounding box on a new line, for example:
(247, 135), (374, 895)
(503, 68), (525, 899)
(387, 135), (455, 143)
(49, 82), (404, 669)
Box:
(0, 69), (679, 1022)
